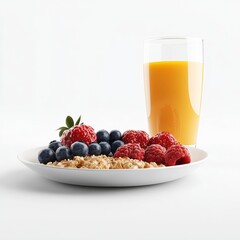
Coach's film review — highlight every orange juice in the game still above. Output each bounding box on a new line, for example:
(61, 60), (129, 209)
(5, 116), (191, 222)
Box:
(144, 61), (203, 145)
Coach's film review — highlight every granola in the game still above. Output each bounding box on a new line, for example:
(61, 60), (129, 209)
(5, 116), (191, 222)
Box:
(46, 155), (165, 169)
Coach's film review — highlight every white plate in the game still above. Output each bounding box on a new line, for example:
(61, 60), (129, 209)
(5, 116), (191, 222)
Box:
(18, 147), (207, 187)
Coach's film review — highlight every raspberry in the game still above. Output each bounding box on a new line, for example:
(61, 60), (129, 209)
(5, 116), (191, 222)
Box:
(61, 125), (97, 147)
(148, 132), (177, 149)
(144, 144), (166, 164)
(114, 143), (145, 160)
(122, 130), (149, 148)
(165, 144), (191, 166)
(60, 130), (72, 147)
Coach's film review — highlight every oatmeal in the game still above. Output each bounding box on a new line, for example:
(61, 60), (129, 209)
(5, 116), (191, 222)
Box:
(46, 155), (165, 169)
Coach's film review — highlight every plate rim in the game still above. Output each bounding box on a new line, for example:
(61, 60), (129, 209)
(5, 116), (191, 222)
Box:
(17, 146), (208, 172)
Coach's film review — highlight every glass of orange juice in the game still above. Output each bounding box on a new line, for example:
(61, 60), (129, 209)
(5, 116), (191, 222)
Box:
(144, 37), (204, 146)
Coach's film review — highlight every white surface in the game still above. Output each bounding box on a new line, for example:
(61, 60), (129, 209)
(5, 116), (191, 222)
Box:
(1, 0), (240, 239)
(18, 147), (207, 187)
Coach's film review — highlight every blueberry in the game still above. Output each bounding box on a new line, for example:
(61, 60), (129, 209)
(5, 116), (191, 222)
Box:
(49, 140), (63, 152)
(55, 146), (72, 161)
(89, 143), (102, 156)
(96, 130), (110, 143)
(110, 130), (122, 143)
(71, 142), (88, 157)
(38, 148), (56, 164)
(99, 141), (111, 156)
(111, 140), (124, 154)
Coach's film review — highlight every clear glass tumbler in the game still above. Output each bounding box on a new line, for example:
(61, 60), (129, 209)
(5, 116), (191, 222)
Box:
(144, 37), (204, 145)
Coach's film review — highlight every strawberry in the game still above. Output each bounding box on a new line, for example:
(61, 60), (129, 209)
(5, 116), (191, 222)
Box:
(58, 115), (97, 147)
(122, 130), (149, 148)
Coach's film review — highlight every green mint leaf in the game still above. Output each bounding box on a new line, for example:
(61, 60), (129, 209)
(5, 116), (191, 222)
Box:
(57, 126), (69, 131)
(59, 129), (65, 137)
(75, 115), (81, 125)
(66, 116), (74, 128)
(57, 127), (69, 137)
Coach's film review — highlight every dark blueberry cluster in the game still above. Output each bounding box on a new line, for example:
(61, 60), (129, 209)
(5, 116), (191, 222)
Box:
(96, 129), (124, 154)
(38, 130), (124, 165)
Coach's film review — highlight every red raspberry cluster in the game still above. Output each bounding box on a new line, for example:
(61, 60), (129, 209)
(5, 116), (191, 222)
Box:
(114, 131), (191, 166)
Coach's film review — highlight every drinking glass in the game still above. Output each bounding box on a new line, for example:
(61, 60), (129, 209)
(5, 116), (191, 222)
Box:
(144, 37), (204, 146)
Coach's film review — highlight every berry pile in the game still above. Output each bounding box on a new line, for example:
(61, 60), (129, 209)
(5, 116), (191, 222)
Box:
(38, 115), (191, 166)
(38, 115), (125, 164)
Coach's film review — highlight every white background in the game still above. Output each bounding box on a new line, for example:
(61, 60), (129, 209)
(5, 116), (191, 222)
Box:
(0, 0), (240, 239)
